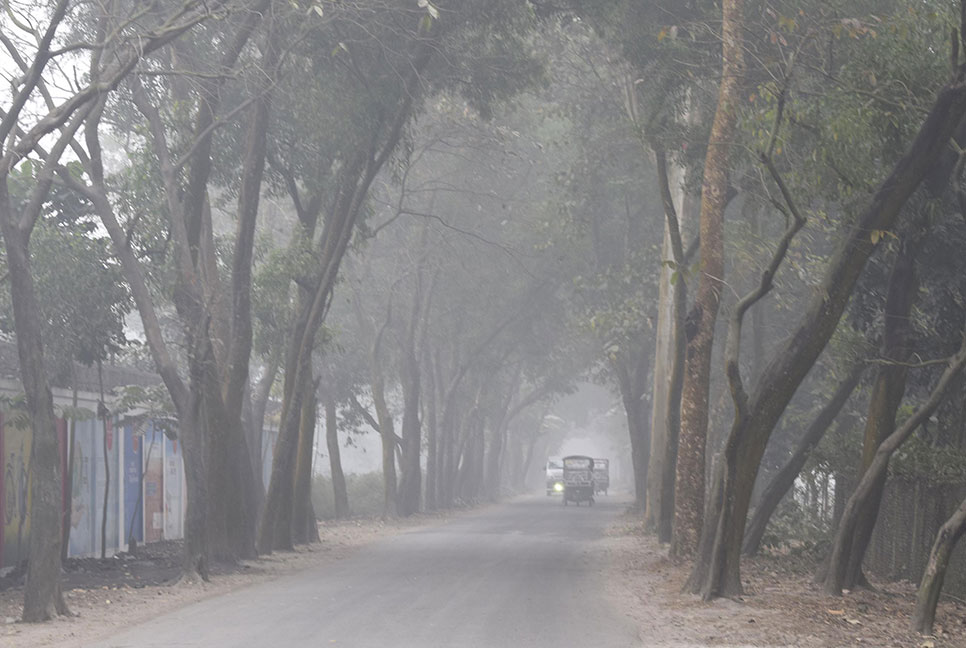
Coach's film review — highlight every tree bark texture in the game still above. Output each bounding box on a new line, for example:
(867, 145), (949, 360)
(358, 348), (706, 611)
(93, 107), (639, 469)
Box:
(653, 145), (690, 543)
(672, 0), (744, 558)
(646, 224), (674, 530)
(292, 375), (320, 544)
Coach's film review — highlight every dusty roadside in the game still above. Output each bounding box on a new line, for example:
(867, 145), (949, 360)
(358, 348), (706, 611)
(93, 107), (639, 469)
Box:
(0, 516), (438, 647)
(604, 514), (966, 647)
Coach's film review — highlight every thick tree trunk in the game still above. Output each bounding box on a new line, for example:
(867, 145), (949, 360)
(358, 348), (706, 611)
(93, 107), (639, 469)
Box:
(653, 146), (690, 544)
(672, 0), (743, 559)
(912, 495), (966, 635)
(646, 226), (674, 530)
(0, 218), (69, 621)
(619, 366), (649, 512)
(742, 362), (863, 556)
(397, 344), (422, 516)
(249, 355), (278, 494)
(373, 370), (398, 518)
(692, 64), (966, 601)
(179, 392), (210, 581)
(292, 375), (319, 544)
(324, 394), (349, 519)
(259, 322), (312, 552)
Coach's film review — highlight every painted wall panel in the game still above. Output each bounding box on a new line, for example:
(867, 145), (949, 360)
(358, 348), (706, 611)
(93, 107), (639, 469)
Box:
(0, 412), (4, 567)
(163, 436), (183, 540)
(2, 416), (31, 568)
(68, 418), (96, 557)
(143, 424), (164, 543)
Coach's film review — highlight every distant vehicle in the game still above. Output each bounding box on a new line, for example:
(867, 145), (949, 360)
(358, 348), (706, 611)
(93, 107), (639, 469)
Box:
(562, 455), (595, 506)
(546, 457), (563, 495)
(593, 458), (609, 495)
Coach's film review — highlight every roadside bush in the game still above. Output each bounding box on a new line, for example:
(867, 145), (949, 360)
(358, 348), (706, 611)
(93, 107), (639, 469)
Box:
(311, 471), (385, 519)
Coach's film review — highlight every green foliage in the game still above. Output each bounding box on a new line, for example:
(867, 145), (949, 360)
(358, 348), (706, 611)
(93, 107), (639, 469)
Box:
(0, 172), (132, 383)
(113, 384), (179, 437)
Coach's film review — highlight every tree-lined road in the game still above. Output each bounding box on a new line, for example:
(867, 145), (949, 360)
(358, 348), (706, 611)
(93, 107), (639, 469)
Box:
(91, 496), (639, 648)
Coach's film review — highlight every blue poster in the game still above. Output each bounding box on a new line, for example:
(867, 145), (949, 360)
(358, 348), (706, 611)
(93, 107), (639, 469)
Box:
(123, 424), (143, 545)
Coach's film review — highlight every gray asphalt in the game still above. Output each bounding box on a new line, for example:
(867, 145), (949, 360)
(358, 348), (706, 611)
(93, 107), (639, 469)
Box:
(91, 494), (641, 648)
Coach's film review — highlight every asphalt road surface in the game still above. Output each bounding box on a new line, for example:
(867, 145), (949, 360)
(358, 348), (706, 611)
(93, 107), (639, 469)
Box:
(91, 494), (641, 648)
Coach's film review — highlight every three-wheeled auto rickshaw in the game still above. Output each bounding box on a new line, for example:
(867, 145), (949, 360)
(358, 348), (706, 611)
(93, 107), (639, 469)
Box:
(593, 458), (610, 495)
(562, 455), (595, 506)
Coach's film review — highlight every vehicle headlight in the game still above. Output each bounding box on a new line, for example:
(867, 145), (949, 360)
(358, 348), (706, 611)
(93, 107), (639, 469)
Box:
(554, 482), (564, 492)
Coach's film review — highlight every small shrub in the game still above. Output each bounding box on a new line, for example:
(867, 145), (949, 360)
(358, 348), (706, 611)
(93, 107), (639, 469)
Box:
(312, 471), (385, 519)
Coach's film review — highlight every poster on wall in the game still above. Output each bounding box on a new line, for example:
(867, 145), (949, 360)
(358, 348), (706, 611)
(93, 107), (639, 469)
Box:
(68, 418), (96, 558)
(123, 424), (143, 545)
(143, 423), (163, 544)
(163, 435), (183, 540)
(2, 415), (31, 568)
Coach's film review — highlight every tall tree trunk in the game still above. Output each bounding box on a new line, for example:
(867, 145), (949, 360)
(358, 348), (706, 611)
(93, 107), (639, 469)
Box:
(180, 391), (210, 580)
(0, 217), (69, 620)
(653, 145), (690, 544)
(259, 314), (313, 552)
(690, 51), (966, 603)
(671, 0), (744, 560)
(373, 369), (398, 518)
(249, 355), (278, 495)
(293, 374), (319, 544)
(646, 225), (674, 529)
(324, 393), (349, 519)
(742, 362), (864, 555)
(397, 341), (422, 516)
(619, 367), (648, 512)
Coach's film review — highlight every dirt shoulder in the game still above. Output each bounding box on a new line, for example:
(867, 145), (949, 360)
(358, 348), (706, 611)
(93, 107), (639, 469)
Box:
(604, 514), (966, 647)
(1, 515), (443, 648)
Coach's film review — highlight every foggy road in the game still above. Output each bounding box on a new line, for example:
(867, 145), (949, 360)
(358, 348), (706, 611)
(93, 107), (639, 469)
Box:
(90, 495), (641, 648)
